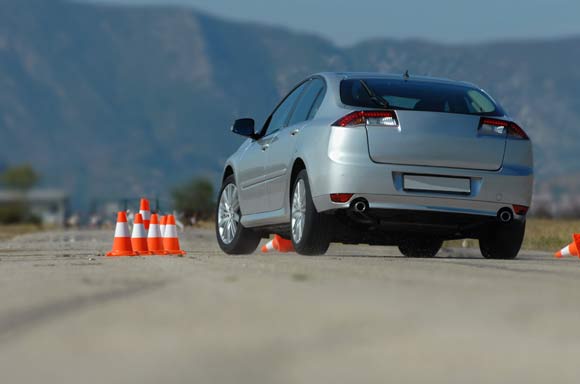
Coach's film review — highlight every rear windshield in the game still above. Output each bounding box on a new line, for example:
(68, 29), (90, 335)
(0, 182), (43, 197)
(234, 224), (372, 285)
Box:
(340, 78), (504, 116)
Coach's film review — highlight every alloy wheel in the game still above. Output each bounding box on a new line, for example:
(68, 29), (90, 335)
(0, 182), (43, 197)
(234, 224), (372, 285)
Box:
(291, 179), (306, 243)
(218, 184), (240, 244)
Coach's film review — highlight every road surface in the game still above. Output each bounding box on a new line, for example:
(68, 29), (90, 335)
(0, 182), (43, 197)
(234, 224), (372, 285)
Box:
(0, 229), (578, 383)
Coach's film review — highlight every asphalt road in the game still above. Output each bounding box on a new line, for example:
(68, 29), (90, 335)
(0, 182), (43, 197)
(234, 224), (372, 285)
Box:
(0, 229), (578, 384)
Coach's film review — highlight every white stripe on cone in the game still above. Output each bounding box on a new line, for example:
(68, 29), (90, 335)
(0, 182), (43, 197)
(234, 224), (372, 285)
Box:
(160, 224), (166, 237)
(560, 245), (571, 257)
(148, 223), (161, 239)
(114, 221), (131, 238)
(262, 240), (275, 252)
(140, 209), (151, 221)
(132, 222), (147, 239)
(164, 223), (177, 238)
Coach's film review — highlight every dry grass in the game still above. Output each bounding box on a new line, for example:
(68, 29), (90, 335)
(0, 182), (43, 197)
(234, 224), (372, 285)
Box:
(0, 224), (42, 240)
(522, 219), (580, 251)
(445, 218), (580, 252)
(194, 220), (215, 230)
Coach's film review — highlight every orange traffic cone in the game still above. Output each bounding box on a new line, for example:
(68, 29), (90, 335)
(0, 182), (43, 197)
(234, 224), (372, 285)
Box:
(261, 235), (295, 253)
(139, 198), (151, 230)
(131, 213), (150, 255)
(107, 211), (137, 257)
(147, 214), (165, 255)
(277, 236), (295, 252)
(160, 215), (167, 238)
(555, 234), (580, 258)
(261, 238), (276, 253)
(163, 215), (186, 255)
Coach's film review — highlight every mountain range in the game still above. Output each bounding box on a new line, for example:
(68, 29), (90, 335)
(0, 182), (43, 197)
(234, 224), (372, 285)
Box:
(0, 0), (579, 212)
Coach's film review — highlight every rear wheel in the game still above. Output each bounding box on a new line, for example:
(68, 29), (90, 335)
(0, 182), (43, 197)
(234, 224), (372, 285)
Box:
(291, 170), (330, 255)
(479, 220), (525, 260)
(216, 175), (261, 254)
(398, 238), (443, 258)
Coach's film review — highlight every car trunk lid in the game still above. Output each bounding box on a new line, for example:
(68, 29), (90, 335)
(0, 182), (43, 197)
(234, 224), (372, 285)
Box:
(366, 110), (506, 171)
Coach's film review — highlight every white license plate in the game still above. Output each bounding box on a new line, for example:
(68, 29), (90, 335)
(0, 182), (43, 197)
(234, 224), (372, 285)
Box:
(403, 175), (471, 194)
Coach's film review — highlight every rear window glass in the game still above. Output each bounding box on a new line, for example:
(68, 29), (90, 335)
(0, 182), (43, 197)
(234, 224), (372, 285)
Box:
(340, 78), (504, 116)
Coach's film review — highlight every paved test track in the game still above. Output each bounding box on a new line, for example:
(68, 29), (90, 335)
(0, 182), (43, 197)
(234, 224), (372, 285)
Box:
(0, 229), (577, 383)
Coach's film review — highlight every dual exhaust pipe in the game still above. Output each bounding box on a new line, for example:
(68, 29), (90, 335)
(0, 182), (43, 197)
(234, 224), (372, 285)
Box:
(350, 198), (515, 224)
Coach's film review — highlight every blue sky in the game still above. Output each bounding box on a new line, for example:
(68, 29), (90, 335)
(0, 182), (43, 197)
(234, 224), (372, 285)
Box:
(83, 0), (580, 45)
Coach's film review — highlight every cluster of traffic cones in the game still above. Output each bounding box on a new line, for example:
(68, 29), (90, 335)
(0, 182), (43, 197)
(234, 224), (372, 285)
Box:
(261, 234), (295, 253)
(106, 198), (186, 257)
(554, 234), (580, 259)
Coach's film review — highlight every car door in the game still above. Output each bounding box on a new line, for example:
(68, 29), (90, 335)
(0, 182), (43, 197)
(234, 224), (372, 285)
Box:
(265, 78), (326, 212)
(236, 137), (270, 215)
(263, 80), (310, 211)
(239, 81), (309, 216)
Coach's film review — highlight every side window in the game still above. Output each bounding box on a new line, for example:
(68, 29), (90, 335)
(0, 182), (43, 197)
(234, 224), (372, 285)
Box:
(307, 86), (325, 120)
(288, 78), (325, 126)
(263, 81), (309, 136)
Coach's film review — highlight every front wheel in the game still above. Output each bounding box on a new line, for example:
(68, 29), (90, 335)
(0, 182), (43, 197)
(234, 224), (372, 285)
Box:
(216, 175), (261, 254)
(291, 170), (330, 255)
(479, 220), (526, 260)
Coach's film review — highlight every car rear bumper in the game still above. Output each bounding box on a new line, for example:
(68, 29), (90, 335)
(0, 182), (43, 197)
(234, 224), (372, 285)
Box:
(314, 192), (525, 220)
(310, 161), (533, 220)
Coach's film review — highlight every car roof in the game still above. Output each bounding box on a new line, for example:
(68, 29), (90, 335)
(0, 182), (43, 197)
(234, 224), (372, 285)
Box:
(315, 72), (477, 88)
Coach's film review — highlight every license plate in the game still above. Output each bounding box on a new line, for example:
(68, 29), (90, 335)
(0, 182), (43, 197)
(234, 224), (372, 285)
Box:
(403, 175), (471, 194)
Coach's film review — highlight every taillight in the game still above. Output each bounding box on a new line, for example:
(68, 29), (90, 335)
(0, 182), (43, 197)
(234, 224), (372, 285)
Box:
(330, 193), (354, 203)
(506, 122), (529, 140)
(512, 205), (529, 215)
(479, 118), (529, 140)
(333, 111), (398, 128)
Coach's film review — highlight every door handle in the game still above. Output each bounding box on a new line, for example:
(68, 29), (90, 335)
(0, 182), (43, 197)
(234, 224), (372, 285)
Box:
(261, 144), (270, 151)
(290, 129), (300, 136)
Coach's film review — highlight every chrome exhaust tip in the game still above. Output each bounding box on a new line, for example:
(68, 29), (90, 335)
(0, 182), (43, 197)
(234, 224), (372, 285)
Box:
(497, 208), (513, 223)
(353, 200), (368, 213)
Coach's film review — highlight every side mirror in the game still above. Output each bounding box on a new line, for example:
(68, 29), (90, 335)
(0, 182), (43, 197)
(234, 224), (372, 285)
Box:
(231, 118), (256, 138)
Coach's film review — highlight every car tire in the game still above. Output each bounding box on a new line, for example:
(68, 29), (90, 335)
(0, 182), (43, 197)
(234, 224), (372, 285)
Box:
(216, 175), (261, 255)
(398, 238), (443, 258)
(290, 170), (331, 255)
(479, 220), (525, 260)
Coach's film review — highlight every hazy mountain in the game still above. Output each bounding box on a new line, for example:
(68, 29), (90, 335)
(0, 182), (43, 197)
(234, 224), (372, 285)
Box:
(0, 0), (578, 210)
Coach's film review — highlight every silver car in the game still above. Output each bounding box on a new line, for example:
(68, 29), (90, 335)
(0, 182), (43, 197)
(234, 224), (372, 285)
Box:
(216, 72), (533, 259)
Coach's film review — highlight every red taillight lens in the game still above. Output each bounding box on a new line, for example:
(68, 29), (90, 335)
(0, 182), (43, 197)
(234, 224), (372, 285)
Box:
(333, 111), (398, 127)
(507, 122), (529, 140)
(512, 205), (529, 215)
(479, 118), (529, 140)
(330, 193), (354, 203)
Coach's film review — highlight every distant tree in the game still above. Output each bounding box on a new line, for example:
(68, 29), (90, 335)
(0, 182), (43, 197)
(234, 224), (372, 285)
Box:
(172, 177), (215, 221)
(0, 164), (41, 224)
(1, 164), (39, 191)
